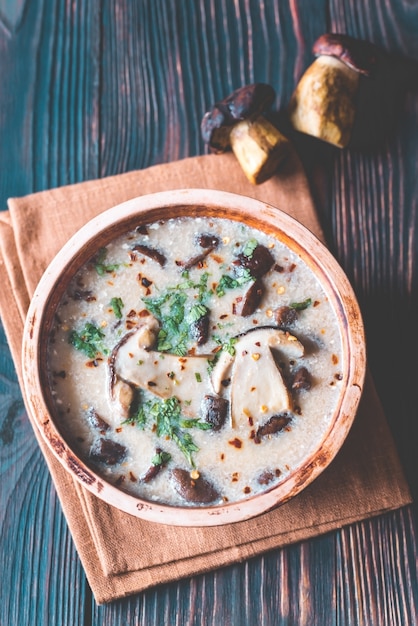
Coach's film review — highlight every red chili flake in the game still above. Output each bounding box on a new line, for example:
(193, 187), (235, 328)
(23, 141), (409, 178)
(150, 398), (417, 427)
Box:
(289, 263), (296, 272)
(243, 486), (251, 494)
(274, 264), (285, 273)
(139, 309), (150, 317)
(228, 438), (243, 449)
(255, 341), (261, 347)
(129, 472), (137, 482)
(249, 430), (256, 439)
(85, 359), (100, 368)
(232, 472), (239, 482)
(220, 314), (228, 319)
(127, 309), (137, 318)
(248, 416), (254, 426)
(115, 427), (122, 433)
(220, 453), (225, 461)
(313, 300), (320, 307)
(252, 319), (258, 324)
(332, 354), (339, 364)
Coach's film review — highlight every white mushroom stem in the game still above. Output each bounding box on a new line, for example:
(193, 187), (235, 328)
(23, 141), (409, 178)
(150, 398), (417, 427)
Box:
(110, 324), (214, 417)
(229, 116), (290, 184)
(227, 328), (304, 428)
(289, 55), (360, 148)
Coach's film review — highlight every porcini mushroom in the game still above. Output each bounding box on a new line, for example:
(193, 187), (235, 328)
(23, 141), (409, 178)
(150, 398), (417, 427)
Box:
(201, 83), (290, 184)
(289, 33), (415, 149)
(289, 34), (379, 148)
(108, 317), (215, 418)
(209, 327), (304, 428)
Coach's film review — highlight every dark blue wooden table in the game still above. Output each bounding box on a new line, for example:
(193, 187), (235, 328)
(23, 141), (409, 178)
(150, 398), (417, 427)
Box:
(1, 1), (417, 624)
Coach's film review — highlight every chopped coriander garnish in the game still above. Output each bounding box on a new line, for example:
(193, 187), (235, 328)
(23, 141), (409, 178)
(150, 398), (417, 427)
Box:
(195, 372), (202, 382)
(69, 322), (107, 358)
(94, 247), (120, 276)
(290, 298), (312, 311)
(215, 269), (252, 297)
(242, 238), (258, 258)
(188, 303), (208, 324)
(127, 396), (209, 467)
(110, 296), (124, 319)
(151, 450), (172, 466)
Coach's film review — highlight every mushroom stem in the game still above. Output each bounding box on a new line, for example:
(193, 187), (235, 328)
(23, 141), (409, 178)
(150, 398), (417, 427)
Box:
(289, 55), (359, 148)
(229, 116), (290, 184)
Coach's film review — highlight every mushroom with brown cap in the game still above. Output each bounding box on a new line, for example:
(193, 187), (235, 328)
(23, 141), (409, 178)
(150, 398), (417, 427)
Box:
(201, 83), (290, 184)
(289, 33), (416, 149)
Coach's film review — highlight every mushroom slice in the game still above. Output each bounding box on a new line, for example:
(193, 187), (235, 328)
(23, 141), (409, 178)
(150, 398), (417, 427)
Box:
(210, 349), (235, 394)
(110, 324), (214, 417)
(229, 327), (304, 428)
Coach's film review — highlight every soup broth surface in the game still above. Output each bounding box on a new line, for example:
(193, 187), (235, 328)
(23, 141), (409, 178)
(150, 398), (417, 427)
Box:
(47, 215), (344, 507)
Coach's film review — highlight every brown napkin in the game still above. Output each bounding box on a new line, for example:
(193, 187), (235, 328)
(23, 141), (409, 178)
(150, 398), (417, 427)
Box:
(0, 152), (412, 604)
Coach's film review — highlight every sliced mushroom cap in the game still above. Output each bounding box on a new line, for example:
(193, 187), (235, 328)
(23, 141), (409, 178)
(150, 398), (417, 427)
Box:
(289, 55), (359, 148)
(170, 468), (221, 504)
(109, 320), (214, 417)
(312, 33), (379, 77)
(230, 328), (303, 428)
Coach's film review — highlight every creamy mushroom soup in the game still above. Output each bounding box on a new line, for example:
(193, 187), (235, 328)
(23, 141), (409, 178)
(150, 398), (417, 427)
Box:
(47, 215), (344, 507)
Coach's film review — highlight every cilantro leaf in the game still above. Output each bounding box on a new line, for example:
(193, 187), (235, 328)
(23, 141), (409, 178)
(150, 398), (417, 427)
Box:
(110, 296), (124, 319)
(69, 322), (106, 358)
(290, 298), (312, 311)
(94, 247), (120, 275)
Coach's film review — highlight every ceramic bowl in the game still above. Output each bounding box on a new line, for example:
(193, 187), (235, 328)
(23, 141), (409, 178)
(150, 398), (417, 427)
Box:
(22, 189), (366, 526)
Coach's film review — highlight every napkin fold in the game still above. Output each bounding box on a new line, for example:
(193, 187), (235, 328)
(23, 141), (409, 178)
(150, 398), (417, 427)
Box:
(0, 152), (412, 604)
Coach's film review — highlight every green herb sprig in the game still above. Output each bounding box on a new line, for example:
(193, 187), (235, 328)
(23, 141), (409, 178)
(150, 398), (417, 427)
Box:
(69, 322), (107, 358)
(126, 395), (211, 467)
(94, 247), (120, 276)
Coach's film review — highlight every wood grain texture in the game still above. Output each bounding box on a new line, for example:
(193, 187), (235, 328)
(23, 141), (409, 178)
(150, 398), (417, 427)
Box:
(0, 0), (417, 624)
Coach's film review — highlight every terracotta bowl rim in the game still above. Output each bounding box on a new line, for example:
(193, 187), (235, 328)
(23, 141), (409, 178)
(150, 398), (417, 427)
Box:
(22, 188), (366, 526)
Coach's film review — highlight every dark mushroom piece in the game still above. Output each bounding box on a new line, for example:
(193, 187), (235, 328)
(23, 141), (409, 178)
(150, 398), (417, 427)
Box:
(189, 310), (210, 345)
(274, 305), (298, 328)
(201, 394), (229, 431)
(289, 33), (416, 149)
(170, 468), (220, 504)
(86, 407), (110, 432)
(177, 233), (220, 270)
(233, 278), (264, 317)
(235, 243), (275, 279)
(256, 413), (292, 439)
(90, 438), (127, 466)
(291, 366), (312, 391)
(201, 83), (290, 184)
(131, 243), (167, 267)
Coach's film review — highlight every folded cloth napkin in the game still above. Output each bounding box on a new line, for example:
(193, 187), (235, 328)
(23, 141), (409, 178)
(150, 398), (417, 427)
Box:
(0, 152), (412, 604)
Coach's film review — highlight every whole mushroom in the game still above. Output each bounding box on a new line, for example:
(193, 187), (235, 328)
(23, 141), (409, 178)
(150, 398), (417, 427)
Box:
(201, 83), (290, 184)
(289, 33), (417, 149)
